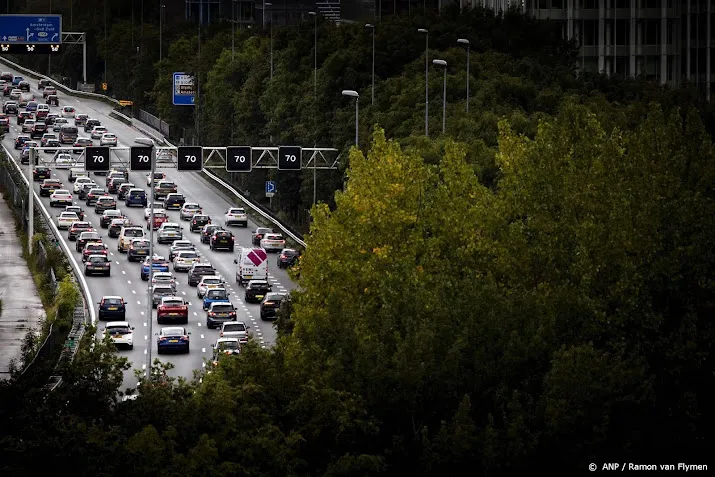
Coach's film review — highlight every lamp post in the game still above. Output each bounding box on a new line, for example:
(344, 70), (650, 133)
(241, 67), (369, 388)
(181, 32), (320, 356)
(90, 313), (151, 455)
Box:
(418, 28), (428, 136)
(104, 0), (108, 93)
(366, 24), (375, 105)
(232, 0), (236, 60)
(457, 38), (470, 113)
(309, 11), (317, 96)
(342, 90), (359, 146)
(159, 3), (165, 62)
(432, 59), (447, 134)
(267, 2), (273, 79)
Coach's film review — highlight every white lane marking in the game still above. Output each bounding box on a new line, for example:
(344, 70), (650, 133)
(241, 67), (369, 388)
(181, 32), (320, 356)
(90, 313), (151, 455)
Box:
(136, 300), (141, 305)
(144, 349), (147, 354)
(202, 362), (206, 368)
(200, 334), (204, 339)
(110, 252), (114, 256)
(142, 364), (146, 370)
(121, 270), (126, 274)
(182, 291), (186, 295)
(202, 348), (206, 353)
(193, 312), (197, 316)
(127, 280), (132, 284)
(144, 335), (148, 340)
(197, 322), (202, 327)
(140, 311), (145, 315)
(115, 261), (120, 265)
(144, 322), (147, 327)
(188, 302), (192, 306)
(132, 290), (136, 294)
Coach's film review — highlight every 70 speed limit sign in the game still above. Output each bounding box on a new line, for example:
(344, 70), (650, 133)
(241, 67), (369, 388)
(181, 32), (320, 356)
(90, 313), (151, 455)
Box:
(177, 146), (203, 171)
(278, 146), (302, 171)
(226, 146), (252, 172)
(130, 146), (154, 171)
(84, 146), (110, 172)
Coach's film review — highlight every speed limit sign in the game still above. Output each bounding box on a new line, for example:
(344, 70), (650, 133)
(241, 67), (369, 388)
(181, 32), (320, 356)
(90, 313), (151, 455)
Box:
(130, 146), (154, 171)
(84, 146), (110, 172)
(226, 146), (252, 172)
(177, 146), (202, 171)
(278, 146), (301, 171)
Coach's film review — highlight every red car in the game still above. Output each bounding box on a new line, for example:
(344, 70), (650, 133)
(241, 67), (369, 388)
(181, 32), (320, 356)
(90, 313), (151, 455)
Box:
(156, 296), (189, 324)
(82, 242), (109, 262)
(147, 211), (168, 230)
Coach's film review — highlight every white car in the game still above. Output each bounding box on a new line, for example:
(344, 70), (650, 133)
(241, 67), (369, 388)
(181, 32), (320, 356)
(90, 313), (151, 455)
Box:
(151, 271), (177, 292)
(56, 211), (79, 229)
(102, 321), (134, 350)
(100, 133), (117, 146)
(224, 207), (248, 227)
(197, 275), (225, 298)
(64, 205), (84, 220)
(49, 189), (73, 207)
(173, 250), (201, 272)
(156, 149), (175, 163)
(90, 126), (108, 139)
(219, 321), (250, 343)
(179, 203), (201, 221)
(54, 153), (73, 169)
(260, 233), (286, 252)
(61, 106), (76, 117)
(21, 119), (35, 133)
(213, 338), (240, 359)
(144, 205), (164, 220)
(73, 176), (94, 193)
(157, 222), (183, 244)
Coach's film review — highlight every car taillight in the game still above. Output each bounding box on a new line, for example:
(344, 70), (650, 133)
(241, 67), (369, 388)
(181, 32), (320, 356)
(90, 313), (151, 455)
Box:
(208, 312), (215, 316)
(229, 311), (236, 316)
(219, 331), (224, 337)
(280, 254), (286, 259)
(159, 337), (167, 341)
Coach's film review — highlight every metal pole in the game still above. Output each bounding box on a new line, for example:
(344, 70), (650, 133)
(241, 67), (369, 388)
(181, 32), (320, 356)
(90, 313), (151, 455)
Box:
(466, 46), (469, 113)
(232, 0), (235, 60)
(146, 148), (156, 374)
(70, 0), (73, 28)
(82, 38), (87, 84)
(355, 98), (359, 146)
(196, 9), (201, 144)
(425, 33), (428, 137)
(371, 27), (375, 105)
(132, 0), (135, 48)
(263, 0), (266, 28)
(159, 2), (163, 62)
(314, 14), (317, 96)
(442, 67), (446, 134)
(104, 0), (107, 86)
(28, 148), (34, 255)
(270, 8), (273, 79)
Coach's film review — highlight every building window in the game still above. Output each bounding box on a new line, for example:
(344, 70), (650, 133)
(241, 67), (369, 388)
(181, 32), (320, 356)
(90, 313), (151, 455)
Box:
(583, 0), (598, 8)
(552, 0), (565, 8)
(538, 0), (549, 8)
(643, 19), (661, 45)
(582, 19), (598, 46)
(615, 0), (630, 8)
(643, 0), (662, 9)
(615, 19), (630, 45)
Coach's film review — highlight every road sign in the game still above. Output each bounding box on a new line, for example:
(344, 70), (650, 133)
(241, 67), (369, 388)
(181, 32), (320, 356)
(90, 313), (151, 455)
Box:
(172, 72), (195, 106)
(278, 146), (301, 171)
(0, 44), (61, 54)
(119, 100), (133, 106)
(84, 146), (110, 172)
(177, 146), (202, 171)
(130, 146), (153, 171)
(226, 146), (252, 172)
(101, 82), (107, 91)
(0, 15), (62, 44)
(265, 181), (276, 198)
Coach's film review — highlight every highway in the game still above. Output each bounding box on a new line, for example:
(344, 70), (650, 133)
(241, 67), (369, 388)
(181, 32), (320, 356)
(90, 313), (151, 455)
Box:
(0, 67), (297, 392)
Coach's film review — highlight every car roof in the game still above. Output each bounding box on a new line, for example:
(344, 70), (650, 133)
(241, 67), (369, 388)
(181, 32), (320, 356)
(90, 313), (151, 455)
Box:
(216, 337), (239, 343)
(161, 327), (185, 334)
(106, 321), (130, 327)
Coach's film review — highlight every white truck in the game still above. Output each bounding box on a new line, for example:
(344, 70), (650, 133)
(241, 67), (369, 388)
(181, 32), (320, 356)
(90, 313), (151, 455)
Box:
(233, 247), (268, 286)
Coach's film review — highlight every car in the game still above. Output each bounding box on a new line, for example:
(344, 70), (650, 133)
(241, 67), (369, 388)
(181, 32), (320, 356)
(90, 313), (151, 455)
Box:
(100, 209), (123, 228)
(0, 114), (8, 132)
(224, 207), (248, 227)
(156, 327), (190, 354)
(152, 284), (175, 308)
(141, 255), (170, 281)
(40, 132), (57, 146)
(154, 180), (177, 199)
(173, 250), (201, 272)
(157, 296), (189, 324)
(147, 210), (168, 230)
(38, 78), (52, 90)
(261, 233), (286, 252)
(100, 133), (117, 146)
(10, 75), (22, 86)
(35, 104), (50, 120)
(202, 287), (230, 311)
(85, 188), (105, 206)
(73, 177), (94, 194)
(54, 153), (73, 169)
(277, 248), (300, 268)
(146, 171), (165, 186)
(25, 100), (38, 112)
(84, 254), (111, 276)
(179, 202), (202, 220)
(51, 117), (69, 132)
(94, 196), (117, 214)
(16, 111), (33, 125)
(125, 188), (147, 207)
(72, 137), (93, 154)
(30, 122), (48, 139)
(61, 106), (76, 118)
(206, 302), (238, 329)
(260, 293), (286, 320)
(157, 222), (183, 244)
(189, 264), (217, 288)
(156, 149), (175, 163)
(90, 126), (108, 139)
(74, 113), (88, 126)
(196, 275), (225, 298)
(168, 240), (195, 261)
(190, 214), (211, 232)
(163, 193), (186, 211)
(117, 183), (135, 200)
(78, 182), (98, 200)
(68, 167), (88, 182)
(82, 242), (109, 262)
(108, 177), (126, 194)
(42, 86), (57, 97)
(3, 101), (18, 115)
(46, 94), (59, 106)
(9, 89), (22, 101)
(97, 296), (126, 320)
(56, 211), (80, 229)
(210, 230), (235, 252)
(44, 112), (59, 125)
(21, 118), (36, 133)
(49, 189), (73, 207)
(84, 118), (101, 132)
(32, 166), (52, 181)
(144, 203), (160, 220)
(102, 321), (134, 350)
(76, 231), (102, 252)
(151, 271), (177, 292)
(219, 321), (250, 343)
(118, 226), (145, 252)
(244, 280), (273, 304)
(20, 142), (39, 164)
(64, 205), (85, 221)
(43, 139), (61, 152)
(212, 337), (241, 359)
(251, 227), (274, 246)
(14, 134), (30, 149)
(105, 217), (128, 238)
(201, 224), (223, 244)
(18, 80), (30, 92)
(68, 221), (92, 241)
(59, 124), (79, 144)
(127, 238), (151, 261)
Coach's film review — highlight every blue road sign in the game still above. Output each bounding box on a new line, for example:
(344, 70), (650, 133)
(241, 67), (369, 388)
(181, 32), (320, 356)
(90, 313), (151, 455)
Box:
(0, 15), (62, 44)
(266, 181), (277, 194)
(173, 72), (195, 106)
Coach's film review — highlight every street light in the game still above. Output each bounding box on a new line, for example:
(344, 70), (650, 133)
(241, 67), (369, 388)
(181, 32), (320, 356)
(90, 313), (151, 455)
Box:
(232, 0), (237, 60)
(267, 2), (273, 79)
(159, 3), (166, 62)
(342, 90), (359, 147)
(432, 59), (447, 134)
(457, 38), (470, 113)
(309, 12), (317, 97)
(104, 0), (107, 93)
(418, 28), (428, 136)
(366, 24), (375, 105)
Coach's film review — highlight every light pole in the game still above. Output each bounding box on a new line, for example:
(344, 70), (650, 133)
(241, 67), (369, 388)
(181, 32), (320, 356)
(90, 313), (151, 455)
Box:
(418, 28), (428, 136)
(104, 0), (108, 93)
(309, 11), (317, 96)
(342, 90), (359, 147)
(433, 59), (447, 134)
(366, 24), (375, 105)
(267, 2), (273, 79)
(457, 38), (470, 113)
(232, 0), (236, 60)
(159, 3), (165, 62)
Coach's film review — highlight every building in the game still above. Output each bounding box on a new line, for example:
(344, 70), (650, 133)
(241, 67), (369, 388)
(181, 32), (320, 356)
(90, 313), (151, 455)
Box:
(181, 0), (325, 27)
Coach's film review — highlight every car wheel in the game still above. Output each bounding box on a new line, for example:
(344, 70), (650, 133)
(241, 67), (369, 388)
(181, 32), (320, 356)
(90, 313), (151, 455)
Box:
(157, 317), (163, 325)
(105, 271), (110, 277)
(157, 348), (163, 355)
(83, 269), (89, 276)
(128, 345), (134, 350)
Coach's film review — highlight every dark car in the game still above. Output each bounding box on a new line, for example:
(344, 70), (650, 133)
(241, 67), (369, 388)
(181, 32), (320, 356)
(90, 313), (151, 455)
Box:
(210, 230), (234, 252)
(30, 122), (48, 138)
(78, 183), (97, 200)
(109, 218), (132, 239)
(43, 139), (61, 152)
(84, 118), (101, 132)
(46, 94), (59, 106)
(244, 280), (273, 304)
(260, 293), (286, 320)
(277, 249), (300, 268)
(188, 263), (217, 287)
(38, 78), (52, 90)
(108, 177), (126, 194)
(0, 114), (8, 132)
(156, 327), (190, 354)
(16, 111), (33, 125)
(85, 188), (105, 206)
(18, 81), (30, 92)
(76, 232), (102, 252)
(2, 84), (10, 96)
(97, 296), (126, 320)
(32, 166), (52, 181)
(251, 227), (273, 246)
(117, 183), (135, 200)
(190, 214), (211, 232)
(205, 302), (238, 329)
(14, 135), (30, 149)
(4, 102), (18, 115)
(163, 193), (186, 211)
(68, 222), (92, 241)
(39, 179), (63, 197)
(100, 210), (123, 228)
(127, 238), (150, 261)
(94, 196), (117, 214)
(42, 86), (57, 98)
(84, 254), (111, 276)
(201, 224), (222, 244)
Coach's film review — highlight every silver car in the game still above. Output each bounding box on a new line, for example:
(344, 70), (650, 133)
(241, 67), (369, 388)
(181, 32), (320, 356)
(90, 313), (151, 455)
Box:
(157, 223), (183, 244)
(173, 250), (201, 272)
(151, 272), (177, 292)
(219, 321), (250, 344)
(152, 284), (175, 308)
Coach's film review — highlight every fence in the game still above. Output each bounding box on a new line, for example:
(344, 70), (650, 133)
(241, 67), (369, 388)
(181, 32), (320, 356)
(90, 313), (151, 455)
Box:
(138, 109), (171, 137)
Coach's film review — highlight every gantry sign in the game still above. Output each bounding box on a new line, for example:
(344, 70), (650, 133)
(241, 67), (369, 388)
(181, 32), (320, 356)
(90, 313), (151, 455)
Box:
(27, 146), (341, 172)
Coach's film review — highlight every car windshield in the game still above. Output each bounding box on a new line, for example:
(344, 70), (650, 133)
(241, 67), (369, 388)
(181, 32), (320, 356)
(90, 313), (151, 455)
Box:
(223, 323), (246, 332)
(87, 245), (104, 251)
(150, 257), (166, 264)
(82, 233), (100, 239)
(103, 298), (122, 305)
(256, 228), (272, 234)
(89, 256), (107, 263)
(229, 208), (245, 214)
(173, 241), (192, 248)
(207, 290), (227, 299)
(163, 328), (184, 337)
(211, 304), (233, 313)
(185, 204), (200, 209)
(73, 223), (91, 229)
(154, 274), (172, 281)
(163, 225), (180, 231)
(249, 282), (269, 289)
(154, 287), (173, 294)
(124, 229), (143, 237)
(132, 240), (149, 247)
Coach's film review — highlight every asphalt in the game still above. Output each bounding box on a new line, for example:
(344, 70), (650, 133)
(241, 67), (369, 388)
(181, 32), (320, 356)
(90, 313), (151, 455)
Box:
(0, 67), (297, 393)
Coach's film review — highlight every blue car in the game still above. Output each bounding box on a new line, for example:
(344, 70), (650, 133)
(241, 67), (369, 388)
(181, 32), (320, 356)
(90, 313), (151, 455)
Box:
(156, 326), (190, 354)
(26, 101), (38, 112)
(140, 255), (169, 281)
(12, 76), (23, 86)
(125, 189), (147, 207)
(202, 288), (230, 310)
(97, 295), (126, 320)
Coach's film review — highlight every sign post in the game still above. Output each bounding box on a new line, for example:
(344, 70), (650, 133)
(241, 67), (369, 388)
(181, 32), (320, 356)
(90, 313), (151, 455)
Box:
(0, 15), (62, 54)
(172, 72), (196, 106)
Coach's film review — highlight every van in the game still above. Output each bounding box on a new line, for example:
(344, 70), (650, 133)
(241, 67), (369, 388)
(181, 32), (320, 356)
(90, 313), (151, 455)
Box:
(59, 125), (79, 144)
(118, 226), (146, 253)
(233, 247), (268, 287)
(125, 188), (147, 207)
(134, 137), (154, 146)
(68, 167), (88, 182)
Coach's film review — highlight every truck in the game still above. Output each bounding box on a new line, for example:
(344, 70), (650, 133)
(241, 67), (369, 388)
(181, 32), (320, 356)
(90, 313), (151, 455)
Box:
(233, 247), (268, 286)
